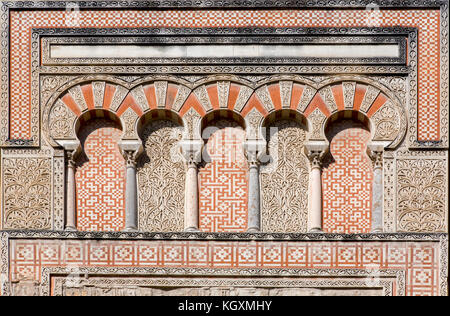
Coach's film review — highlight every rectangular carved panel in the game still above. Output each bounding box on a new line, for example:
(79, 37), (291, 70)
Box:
(1, 157), (52, 229)
(397, 158), (447, 232)
(51, 275), (393, 296)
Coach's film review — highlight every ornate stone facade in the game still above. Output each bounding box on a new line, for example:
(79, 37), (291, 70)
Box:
(0, 0), (448, 296)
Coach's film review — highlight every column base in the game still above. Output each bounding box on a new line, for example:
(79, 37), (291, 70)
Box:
(123, 227), (138, 232)
(184, 227), (200, 233)
(371, 228), (383, 233)
(65, 226), (77, 232)
(309, 228), (323, 233)
(247, 227), (260, 233)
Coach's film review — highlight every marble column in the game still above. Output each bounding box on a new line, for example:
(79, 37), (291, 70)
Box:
(369, 149), (383, 233)
(181, 140), (203, 232)
(65, 151), (77, 231)
(123, 151), (138, 232)
(247, 154), (261, 233)
(184, 156), (200, 232)
(309, 153), (323, 233)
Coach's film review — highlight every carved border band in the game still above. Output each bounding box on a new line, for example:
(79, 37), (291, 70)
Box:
(43, 267), (402, 296)
(0, 231), (446, 296)
(41, 33), (407, 66)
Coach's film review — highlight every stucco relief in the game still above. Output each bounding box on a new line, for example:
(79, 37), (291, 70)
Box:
(261, 120), (309, 233)
(397, 159), (447, 232)
(137, 120), (185, 232)
(1, 158), (52, 229)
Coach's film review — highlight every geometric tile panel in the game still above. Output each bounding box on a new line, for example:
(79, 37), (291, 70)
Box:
(9, 239), (441, 296)
(75, 119), (125, 231)
(322, 120), (373, 233)
(9, 9), (441, 141)
(198, 120), (248, 232)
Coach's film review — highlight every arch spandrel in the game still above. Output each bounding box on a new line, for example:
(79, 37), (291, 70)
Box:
(302, 78), (407, 149)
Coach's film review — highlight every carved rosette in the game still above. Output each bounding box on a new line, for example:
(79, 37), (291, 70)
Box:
(371, 102), (401, 142)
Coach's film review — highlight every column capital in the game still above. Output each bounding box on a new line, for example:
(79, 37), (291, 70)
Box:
(59, 139), (81, 163)
(180, 139), (203, 167)
(367, 144), (384, 170)
(244, 139), (266, 168)
(123, 150), (138, 168)
(118, 140), (144, 168)
(304, 143), (328, 170)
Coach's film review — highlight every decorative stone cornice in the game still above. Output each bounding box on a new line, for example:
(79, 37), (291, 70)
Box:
(0, 229), (447, 242)
(2, 1), (448, 10)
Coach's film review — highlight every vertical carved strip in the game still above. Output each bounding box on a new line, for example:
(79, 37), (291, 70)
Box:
(92, 81), (106, 109)
(280, 81), (293, 109)
(154, 81), (168, 109)
(53, 153), (65, 230)
(194, 85), (213, 112)
(360, 85), (380, 113)
(256, 86), (275, 112)
(131, 85), (149, 112)
(383, 156), (396, 232)
(69, 85), (88, 112)
(298, 86), (317, 113)
(319, 86), (338, 113)
(218, 81), (231, 109)
(109, 85), (129, 112)
(234, 86), (253, 113)
(343, 82), (356, 110)
(172, 86), (191, 113)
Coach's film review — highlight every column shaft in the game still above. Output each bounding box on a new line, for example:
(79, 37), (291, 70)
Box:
(247, 163), (261, 232)
(124, 154), (138, 231)
(371, 165), (383, 233)
(184, 163), (199, 232)
(65, 159), (77, 231)
(310, 165), (323, 232)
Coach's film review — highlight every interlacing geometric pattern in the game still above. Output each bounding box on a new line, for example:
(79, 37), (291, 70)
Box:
(137, 120), (185, 232)
(199, 120), (248, 232)
(9, 239), (442, 296)
(75, 119), (125, 231)
(261, 120), (309, 233)
(8, 9), (441, 141)
(322, 120), (373, 233)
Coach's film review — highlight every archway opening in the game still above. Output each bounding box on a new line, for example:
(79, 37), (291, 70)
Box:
(322, 110), (373, 234)
(75, 110), (125, 232)
(198, 110), (248, 232)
